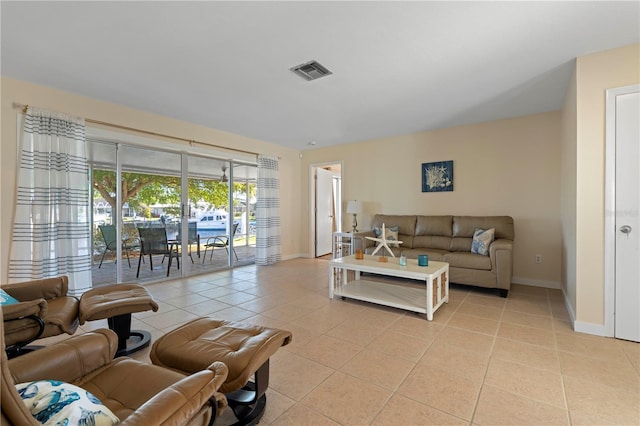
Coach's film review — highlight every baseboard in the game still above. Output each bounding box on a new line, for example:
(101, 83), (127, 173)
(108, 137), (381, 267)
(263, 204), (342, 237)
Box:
(561, 287), (577, 325)
(511, 277), (561, 289)
(573, 320), (607, 336)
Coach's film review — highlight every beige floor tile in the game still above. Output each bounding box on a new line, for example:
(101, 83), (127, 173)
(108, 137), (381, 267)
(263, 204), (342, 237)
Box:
(340, 348), (416, 391)
(326, 321), (386, 347)
(436, 327), (495, 355)
(484, 358), (566, 408)
(491, 337), (560, 373)
(420, 340), (490, 381)
(209, 306), (256, 322)
(368, 329), (433, 362)
(216, 291), (261, 306)
(145, 309), (200, 329)
(456, 302), (503, 320)
(256, 389), (295, 425)
(618, 339), (640, 374)
(463, 293), (506, 309)
(474, 385), (569, 425)
(501, 309), (553, 331)
(563, 375), (640, 425)
(183, 299), (232, 316)
(269, 351), (335, 401)
(504, 298), (552, 317)
(385, 315), (444, 339)
(302, 372), (392, 425)
(559, 350), (639, 390)
(372, 394), (468, 426)
(397, 364), (481, 420)
(58, 259), (638, 426)
(270, 404), (340, 426)
(555, 332), (628, 361)
(262, 303), (322, 323)
(497, 322), (556, 348)
(447, 312), (499, 335)
(162, 293), (211, 308)
(569, 410), (617, 426)
(288, 334), (361, 369)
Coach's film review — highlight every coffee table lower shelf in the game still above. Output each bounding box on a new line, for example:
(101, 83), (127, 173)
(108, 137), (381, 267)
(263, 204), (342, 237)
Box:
(334, 279), (430, 314)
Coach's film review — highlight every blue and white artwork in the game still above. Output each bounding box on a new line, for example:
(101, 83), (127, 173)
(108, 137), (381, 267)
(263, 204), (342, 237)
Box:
(422, 161), (454, 192)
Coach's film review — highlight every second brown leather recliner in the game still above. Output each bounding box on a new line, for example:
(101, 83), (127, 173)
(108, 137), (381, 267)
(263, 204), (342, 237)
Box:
(0, 308), (229, 426)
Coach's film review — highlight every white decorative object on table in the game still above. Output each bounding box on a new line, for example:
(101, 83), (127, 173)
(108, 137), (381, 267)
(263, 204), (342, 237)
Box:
(365, 223), (403, 257)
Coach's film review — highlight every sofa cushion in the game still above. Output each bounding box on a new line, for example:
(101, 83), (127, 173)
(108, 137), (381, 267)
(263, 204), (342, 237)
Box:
(415, 216), (453, 237)
(453, 216), (514, 239)
(441, 252), (492, 271)
(371, 215), (416, 237)
(471, 228), (495, 256)
(15, 380), (120, 425)
(413, 235), (452, 251)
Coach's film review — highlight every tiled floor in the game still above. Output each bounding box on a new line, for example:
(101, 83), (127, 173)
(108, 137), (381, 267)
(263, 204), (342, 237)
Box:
(50, 258), (639, 425)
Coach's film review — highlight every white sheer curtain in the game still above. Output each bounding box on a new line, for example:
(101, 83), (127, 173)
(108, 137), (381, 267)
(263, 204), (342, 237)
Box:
(256, 155), (281, 265)
(9, 107), (92, 296)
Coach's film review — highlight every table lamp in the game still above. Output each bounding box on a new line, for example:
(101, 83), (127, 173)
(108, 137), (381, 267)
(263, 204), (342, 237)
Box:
(346, 200), (363, 233)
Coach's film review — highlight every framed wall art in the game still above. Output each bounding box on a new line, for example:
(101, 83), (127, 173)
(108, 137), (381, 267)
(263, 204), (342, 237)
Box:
(422, 160), (454, 192)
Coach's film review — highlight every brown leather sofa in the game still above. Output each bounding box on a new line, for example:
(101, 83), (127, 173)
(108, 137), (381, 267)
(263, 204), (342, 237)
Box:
(1, 311), (228, 425)
(355, 215), (514, 296)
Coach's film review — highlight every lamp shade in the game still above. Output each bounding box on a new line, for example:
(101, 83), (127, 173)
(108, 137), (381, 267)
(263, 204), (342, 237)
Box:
(346, 200), (362, 214)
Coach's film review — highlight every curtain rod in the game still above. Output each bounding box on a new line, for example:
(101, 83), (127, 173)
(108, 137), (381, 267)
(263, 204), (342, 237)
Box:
(13, 102), (259, 158)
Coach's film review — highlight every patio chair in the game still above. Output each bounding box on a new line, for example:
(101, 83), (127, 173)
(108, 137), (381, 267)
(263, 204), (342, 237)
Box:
(177, 221), (200, 263)
(97, 224), (139, 268)
(203, 222), (239, 262)
(136, 227), (180, 277)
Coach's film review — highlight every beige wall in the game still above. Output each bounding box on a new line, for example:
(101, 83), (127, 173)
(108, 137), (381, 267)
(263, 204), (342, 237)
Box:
(571, 43), (640, 327)
(0, 77), (302, 281)
(302, 112), (563, 286)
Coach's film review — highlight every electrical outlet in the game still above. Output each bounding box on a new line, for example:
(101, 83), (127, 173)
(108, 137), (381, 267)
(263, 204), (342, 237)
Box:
(535, 254), (542, 264)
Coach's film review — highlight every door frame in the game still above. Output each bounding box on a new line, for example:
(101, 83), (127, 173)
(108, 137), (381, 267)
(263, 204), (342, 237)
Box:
(604, 83), (639, 337)
(308, 161), (343, 258)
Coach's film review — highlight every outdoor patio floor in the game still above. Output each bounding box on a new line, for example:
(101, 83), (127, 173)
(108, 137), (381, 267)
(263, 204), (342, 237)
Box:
(92, 244), (256, 287)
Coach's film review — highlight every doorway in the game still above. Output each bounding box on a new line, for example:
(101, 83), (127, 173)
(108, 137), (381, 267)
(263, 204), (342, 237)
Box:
(310, 163), (342, 258)
(605, 84), (639, 342)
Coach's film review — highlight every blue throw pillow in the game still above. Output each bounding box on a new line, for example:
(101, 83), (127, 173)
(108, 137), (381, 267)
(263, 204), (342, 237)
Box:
(15, 380), (120, 425)
(0, 288), (18, 305)
(373, 226), (399, 241)
(471, 228), (495, 256)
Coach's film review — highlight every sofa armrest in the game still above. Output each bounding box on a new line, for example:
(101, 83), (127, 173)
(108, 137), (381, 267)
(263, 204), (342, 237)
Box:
(2, 299), (48, 321)
(2, 276), (70, 301)
(8, 328), (118, 384)
(489, 239), (513, 290)
(121, 362), (229, 426)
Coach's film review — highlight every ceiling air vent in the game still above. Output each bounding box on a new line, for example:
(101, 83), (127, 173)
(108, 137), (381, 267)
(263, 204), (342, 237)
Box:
(290, 60), (333, 81)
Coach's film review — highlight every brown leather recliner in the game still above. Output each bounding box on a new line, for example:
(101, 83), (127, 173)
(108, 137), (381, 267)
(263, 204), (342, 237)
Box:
(0, 307), (229, 425)
(2, 276), (79, 356)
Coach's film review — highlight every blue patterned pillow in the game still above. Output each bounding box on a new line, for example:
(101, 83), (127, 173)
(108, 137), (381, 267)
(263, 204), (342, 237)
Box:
(471, 228), (495, 256)
(373, 226), (399, 241)
(0, 288), (18, 305)
(16, 380), (120, 425)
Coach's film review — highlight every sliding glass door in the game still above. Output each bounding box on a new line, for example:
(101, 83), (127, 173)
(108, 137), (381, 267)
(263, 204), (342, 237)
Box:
(88, 137), (256, 287)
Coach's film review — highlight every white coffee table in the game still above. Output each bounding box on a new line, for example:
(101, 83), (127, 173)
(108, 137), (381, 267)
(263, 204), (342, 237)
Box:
(329, 254), (449, 321)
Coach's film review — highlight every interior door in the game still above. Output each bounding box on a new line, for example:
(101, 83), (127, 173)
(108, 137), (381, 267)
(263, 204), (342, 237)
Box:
(315, 168), (334, 257)
(614, 90), (640, 342)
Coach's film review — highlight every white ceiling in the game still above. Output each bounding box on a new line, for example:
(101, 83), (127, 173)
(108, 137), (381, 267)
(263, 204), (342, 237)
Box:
(2, 1), (639, 151)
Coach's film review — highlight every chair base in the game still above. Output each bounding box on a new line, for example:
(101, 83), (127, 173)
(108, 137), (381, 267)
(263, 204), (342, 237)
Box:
(226, 360), (269, 426)
(108, 314), (152, 357)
